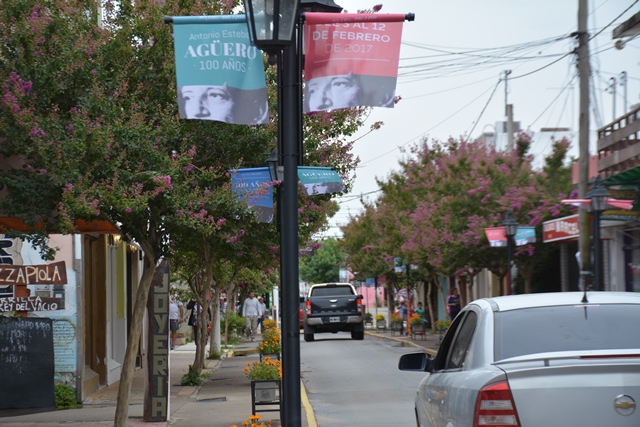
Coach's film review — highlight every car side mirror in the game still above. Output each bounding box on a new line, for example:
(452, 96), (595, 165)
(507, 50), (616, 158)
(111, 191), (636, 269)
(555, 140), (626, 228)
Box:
(398, 352), (434, 373)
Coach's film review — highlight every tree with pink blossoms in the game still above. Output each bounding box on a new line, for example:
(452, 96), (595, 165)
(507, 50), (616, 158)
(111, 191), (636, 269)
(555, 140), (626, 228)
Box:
(0, 1), (372, 425)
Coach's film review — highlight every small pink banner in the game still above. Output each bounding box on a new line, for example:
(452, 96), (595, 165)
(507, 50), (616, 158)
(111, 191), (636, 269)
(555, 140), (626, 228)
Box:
(485, 227), (507, 247)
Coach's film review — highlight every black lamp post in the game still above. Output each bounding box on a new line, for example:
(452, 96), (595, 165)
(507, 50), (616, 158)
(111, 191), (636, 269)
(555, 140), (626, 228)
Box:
(247, 1), (341, 425)
(502, 210), (519, 295)
(585, 176), (610, 292)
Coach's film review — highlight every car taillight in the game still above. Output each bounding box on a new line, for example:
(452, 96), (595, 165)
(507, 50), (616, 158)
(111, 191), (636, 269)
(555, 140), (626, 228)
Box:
(356, 298), (362, 314)
(305, 300), (311, 316)
(473, 381), (520, 427)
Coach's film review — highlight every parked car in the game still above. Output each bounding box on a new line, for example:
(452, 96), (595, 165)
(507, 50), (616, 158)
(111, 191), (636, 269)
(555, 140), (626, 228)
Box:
(398, 292), (640, 427)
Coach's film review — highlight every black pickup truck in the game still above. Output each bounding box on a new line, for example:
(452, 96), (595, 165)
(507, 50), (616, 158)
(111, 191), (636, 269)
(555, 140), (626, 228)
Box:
(302, 283), (365, 341)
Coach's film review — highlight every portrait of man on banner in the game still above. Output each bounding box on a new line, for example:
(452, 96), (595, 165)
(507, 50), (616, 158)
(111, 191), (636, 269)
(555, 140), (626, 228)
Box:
(303, 13), (405, 113)
(171, 16), (269, 125)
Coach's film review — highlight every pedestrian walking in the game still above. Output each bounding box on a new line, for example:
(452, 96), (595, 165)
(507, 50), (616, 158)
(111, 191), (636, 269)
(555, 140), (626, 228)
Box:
(447, 287), (461, 320)
(242, 290), (263, 342)
(169, 295), (183, 350)
(257, 296), (267, 333)
(187, 298), (211, 344)
(395, 283), (414, 335)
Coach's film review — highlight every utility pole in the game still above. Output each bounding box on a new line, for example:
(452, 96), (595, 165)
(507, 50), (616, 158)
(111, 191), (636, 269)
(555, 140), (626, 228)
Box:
(620, 71), (628, 114)
(504, 70), (514, 150)
(609, 76), (617, 121)
(576, 0), (591, 291)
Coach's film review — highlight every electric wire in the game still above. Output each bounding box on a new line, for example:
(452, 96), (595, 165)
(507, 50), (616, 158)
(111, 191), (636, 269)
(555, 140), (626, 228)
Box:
(467, 79), (502, 138)
(361, 82), (500, 166)
(530, 73), (578, 128)
(588, 0), (639, 41)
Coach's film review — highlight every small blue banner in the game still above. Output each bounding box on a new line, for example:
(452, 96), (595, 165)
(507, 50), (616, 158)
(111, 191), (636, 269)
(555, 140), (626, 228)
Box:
(297, 166), (344, 196)
(515, 226), (536, 246)
(230, 167), (273, 223)
(171, 16), (269, 125)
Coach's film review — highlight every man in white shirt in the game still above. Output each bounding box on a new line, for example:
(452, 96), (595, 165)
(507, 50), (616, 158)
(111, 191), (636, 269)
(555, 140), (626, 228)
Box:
(169, 296), (184, 350)
(242, 290), (263, 342)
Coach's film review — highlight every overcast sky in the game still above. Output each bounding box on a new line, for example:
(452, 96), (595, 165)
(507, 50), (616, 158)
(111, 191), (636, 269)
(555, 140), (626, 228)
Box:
(318, 0), (640, 239)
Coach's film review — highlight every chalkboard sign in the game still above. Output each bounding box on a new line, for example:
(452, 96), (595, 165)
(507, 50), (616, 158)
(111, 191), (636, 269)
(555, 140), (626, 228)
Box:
(0, 317), (54, 410)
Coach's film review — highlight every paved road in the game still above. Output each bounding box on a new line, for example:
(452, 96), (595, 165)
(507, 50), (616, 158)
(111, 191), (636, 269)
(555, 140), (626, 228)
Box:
(301, 332), (424, 426)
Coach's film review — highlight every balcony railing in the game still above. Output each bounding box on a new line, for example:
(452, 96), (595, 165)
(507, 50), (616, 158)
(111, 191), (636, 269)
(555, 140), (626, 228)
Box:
(597, 104), (640, 179)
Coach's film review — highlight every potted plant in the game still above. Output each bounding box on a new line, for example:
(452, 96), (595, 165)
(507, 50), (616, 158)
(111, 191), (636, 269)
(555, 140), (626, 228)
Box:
(435, 319), (451, 331)
(364, 312), (373, 325)
(375, 313), (386, 330)
(409, 313), (422, 326)
(258, 324), (281, 361)
(245, 357), (282, 381)
(245, 356), (282, 403)
(390, 312), (403, 325)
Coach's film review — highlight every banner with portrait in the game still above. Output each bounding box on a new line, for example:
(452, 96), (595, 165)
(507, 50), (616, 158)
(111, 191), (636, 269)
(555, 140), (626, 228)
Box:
(230, 167), (273, 223)
(485, 226), (537, 247)
(171, 15), (269, 125)
(303, 13), (406, 112)
(298, 166), (344, 196)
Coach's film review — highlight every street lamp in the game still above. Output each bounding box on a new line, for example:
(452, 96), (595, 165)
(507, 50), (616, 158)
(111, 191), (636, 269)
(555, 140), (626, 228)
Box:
(246, 2), (341, 426)
(266, 149), (284, 182)
(502, 210), (518, 295)
(585, 176), (610, 292)
(243, 0), (299, 64)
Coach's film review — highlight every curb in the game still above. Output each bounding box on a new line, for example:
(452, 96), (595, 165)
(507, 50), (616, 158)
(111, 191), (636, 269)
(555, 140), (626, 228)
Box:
(365, 330), (439, 357)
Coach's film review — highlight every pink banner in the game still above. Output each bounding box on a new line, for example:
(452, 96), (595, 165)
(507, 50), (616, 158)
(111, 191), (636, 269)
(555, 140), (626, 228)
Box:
(303, 13), (404, 112)
(485, 227), (507, 247)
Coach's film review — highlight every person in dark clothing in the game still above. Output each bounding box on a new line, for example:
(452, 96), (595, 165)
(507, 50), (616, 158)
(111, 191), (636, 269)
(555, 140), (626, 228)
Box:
(447, 288), (461, 320)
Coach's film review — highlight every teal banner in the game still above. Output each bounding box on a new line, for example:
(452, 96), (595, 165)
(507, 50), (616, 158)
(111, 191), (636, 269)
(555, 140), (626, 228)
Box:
(171, 16), (268, 125)
(515, 226), (536, 246)
(298, 166), (344, 196)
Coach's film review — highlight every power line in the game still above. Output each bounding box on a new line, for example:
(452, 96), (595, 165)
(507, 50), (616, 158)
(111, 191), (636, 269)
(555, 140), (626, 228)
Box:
(361, 82), (500, 166)
(530, 73), (578, 128)
(467, 78), (502, 138)
(589, 0), (639, 41)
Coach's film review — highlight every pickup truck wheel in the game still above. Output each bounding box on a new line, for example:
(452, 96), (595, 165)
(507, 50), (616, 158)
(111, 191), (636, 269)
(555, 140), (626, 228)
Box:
(351, 330), (364, 340)
(304, 332), (315, 342)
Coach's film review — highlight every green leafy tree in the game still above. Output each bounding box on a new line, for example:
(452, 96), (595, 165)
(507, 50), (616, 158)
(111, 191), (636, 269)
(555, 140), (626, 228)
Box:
(300, 237), (344, 284)
(0, 2), (374, 425)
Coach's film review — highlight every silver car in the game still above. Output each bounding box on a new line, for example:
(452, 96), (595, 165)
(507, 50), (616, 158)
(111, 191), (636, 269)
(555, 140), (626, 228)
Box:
(399, 292), (640, 427)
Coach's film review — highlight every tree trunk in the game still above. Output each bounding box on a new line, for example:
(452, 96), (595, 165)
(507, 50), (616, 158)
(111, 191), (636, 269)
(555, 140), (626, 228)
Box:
(208, 291), (221, 356)
(426, 276), (435, 333)
(114, 254), (157, 427)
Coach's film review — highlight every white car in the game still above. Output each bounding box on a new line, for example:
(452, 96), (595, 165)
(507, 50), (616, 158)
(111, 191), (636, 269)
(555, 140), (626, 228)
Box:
(399, 292), (640, 427)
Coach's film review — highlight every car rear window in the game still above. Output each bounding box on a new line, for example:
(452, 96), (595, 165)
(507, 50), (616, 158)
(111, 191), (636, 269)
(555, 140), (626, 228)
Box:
(310, 286), (354, 297)
(494, 304), (640, 361)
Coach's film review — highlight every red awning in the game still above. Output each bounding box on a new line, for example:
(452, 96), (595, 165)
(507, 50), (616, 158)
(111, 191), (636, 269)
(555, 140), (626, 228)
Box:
(0, 217), (118, 234)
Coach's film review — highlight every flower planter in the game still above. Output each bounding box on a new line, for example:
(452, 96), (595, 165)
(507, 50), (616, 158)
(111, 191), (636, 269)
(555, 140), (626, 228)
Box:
(259, 352), (281, 362)
(376, 319), (387, 331)
(251, 379), (282, 419)
(253, 380), (280, 403)
(390, 321), (404, 336)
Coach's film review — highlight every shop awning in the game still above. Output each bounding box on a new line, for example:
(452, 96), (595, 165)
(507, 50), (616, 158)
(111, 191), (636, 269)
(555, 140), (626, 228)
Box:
(603, 166), (640, 186)
(0, 218), (119, 234)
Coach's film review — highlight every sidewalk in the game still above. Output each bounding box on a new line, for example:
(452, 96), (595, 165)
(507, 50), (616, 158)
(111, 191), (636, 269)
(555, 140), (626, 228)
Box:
(0, 327), (440, 427)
